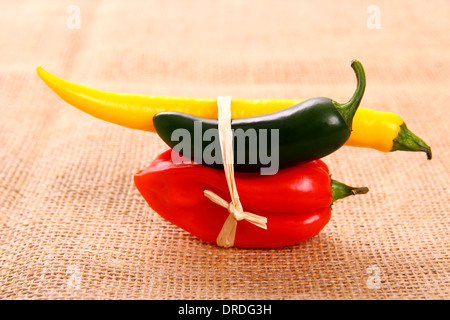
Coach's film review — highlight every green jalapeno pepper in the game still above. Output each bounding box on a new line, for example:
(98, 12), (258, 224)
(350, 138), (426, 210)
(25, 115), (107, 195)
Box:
(153, 60), (366, 172)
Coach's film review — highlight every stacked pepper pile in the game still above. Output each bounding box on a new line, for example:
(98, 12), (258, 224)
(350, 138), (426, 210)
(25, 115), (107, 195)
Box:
(37, 60), (432, 248)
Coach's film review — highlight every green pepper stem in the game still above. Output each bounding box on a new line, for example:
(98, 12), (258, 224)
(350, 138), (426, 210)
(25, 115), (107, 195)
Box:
(331, 179), (369, 203)
(392, 123), (432, 160)
(334, 60), (366, 129)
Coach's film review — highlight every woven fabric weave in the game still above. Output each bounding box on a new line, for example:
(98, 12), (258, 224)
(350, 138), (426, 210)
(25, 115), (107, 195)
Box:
(0, 0), (448, 299)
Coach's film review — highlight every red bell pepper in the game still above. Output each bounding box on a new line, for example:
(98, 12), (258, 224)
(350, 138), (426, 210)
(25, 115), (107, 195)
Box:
(134, 148), (368, 248)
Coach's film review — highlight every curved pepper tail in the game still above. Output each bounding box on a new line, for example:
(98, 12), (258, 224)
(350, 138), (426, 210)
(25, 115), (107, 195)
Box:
(392, 123), (432, 160)
(331, 179), (369, 203)
(36, 66), (159, 131)
(334, 60), (367, 129)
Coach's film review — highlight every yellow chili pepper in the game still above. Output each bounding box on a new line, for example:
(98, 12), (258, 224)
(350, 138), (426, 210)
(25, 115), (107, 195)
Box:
(36, 66), (431, 159)
(347, 109), (397, 150)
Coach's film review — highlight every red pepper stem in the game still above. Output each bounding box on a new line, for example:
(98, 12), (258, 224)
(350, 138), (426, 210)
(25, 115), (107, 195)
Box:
(333, 60), (366, 129)
(331, 179), (369, 203)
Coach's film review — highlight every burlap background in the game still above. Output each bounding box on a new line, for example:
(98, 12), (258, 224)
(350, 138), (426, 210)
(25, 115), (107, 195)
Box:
(0, 0), (448, 299)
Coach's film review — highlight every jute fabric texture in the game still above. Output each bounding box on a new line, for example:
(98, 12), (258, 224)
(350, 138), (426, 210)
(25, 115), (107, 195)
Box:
(0, 0), (448, 299)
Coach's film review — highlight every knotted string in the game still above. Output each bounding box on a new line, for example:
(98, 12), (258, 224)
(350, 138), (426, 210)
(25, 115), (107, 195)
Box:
(203, 96), (267, 248)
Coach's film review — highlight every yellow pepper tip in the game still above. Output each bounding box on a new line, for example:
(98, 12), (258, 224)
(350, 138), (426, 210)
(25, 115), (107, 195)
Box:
(36, 66), (46, 80)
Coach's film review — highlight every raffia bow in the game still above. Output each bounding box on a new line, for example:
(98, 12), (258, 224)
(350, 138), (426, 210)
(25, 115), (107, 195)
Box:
(203, 96), (267, 248)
